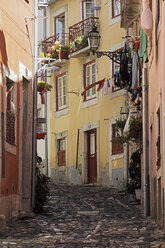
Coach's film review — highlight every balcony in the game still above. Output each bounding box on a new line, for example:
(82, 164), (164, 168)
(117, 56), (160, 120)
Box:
(69, 17), (99, 58)
(40, 33), (69, 66)
(121, 0), (141, 28)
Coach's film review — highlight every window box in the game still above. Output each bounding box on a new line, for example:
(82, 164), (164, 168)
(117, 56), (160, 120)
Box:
(36, 132), (46, 139)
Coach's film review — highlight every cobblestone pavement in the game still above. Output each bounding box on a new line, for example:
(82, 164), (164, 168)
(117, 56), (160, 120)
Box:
(0, 183), (165, 248)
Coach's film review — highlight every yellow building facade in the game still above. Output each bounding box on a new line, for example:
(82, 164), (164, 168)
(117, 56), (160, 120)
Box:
(45, 0), (127, 187)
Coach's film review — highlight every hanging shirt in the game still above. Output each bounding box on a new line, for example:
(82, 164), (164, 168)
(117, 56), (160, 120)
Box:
(139, 29), (148, 63)
(131, 49), (138, 90)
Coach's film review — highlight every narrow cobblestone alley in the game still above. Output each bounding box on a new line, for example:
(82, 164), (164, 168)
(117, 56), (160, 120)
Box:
(0, 183), (165, 248)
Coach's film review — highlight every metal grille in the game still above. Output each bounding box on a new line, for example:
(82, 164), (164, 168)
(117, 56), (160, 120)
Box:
(6, 110), (15, 146)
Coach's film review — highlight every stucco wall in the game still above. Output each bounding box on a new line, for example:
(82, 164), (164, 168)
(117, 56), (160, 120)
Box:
(49, 0), (126, 187)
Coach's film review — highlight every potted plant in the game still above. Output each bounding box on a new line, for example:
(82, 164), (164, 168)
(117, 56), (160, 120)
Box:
(37, 81), (52, 92)
(70, 35), (88, 52)
(51, 41), (69, 59)
(37, 81), (52, 104)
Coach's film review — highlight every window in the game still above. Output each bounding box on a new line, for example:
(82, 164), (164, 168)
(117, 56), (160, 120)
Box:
(112, 123), (123, 155)
(6, 78), (16, 145)
(156, 0), (160, 24)
(57, 138), (66, 167)
(112, 0), (121, 18)
(83, 60), (96, 101)
(82, 0), (94, 19)
(54, 12), (65, 42)
(56, 73), (67, 111)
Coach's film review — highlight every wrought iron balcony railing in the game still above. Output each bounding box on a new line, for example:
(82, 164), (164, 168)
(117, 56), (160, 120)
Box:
(69, 17), (99, 53)
(41, 33), (69, 60)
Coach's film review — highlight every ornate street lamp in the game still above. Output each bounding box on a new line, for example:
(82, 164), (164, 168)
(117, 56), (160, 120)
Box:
(88, 28), (124, 64)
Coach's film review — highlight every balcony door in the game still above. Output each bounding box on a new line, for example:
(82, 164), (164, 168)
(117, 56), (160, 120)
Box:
(82, 0), (94, 19)
(54, 12), (65, 42)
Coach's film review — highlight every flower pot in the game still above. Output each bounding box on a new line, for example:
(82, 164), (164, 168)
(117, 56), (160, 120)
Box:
(59, 51), (68, 59)
(36, 132), (46, 139)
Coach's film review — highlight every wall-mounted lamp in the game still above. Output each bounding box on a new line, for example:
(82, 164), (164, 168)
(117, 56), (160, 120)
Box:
(88, 28), (125, 64)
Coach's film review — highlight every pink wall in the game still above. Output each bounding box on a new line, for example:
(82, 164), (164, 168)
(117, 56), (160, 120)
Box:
(148, 1), (165, 224)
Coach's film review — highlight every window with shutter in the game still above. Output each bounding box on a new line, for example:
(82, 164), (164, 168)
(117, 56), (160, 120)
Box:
(6, 78), (16, 146)
(56, 73), (67, 111)
(83, 60), (96, 101)
(112, 123), (123, 155)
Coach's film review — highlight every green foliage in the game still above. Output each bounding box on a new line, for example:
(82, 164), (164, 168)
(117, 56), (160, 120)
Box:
(114, 116), (142, 144)
(52, 41), (69, 52)
(37, 81), (52, 92)
(34, 154), (50, 213)
(70, 35), (88, 51)
(125, 149), (141, 194)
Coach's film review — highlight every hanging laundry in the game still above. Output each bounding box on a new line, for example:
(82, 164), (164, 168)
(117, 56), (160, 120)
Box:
(120, 46), (130, 88)
(103, 80), (109, 96)
(135, 38), (140, 52)
(131, 49), (138, 90)
(114, 71), (120, 88)
(139, 29), (148, 63)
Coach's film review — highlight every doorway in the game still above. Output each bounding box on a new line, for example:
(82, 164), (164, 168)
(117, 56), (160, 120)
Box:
(87, 129), (97, 183)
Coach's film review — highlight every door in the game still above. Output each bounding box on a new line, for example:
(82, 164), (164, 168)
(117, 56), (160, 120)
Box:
(54, 13), (65, 42)
(87, 129), (97, 183)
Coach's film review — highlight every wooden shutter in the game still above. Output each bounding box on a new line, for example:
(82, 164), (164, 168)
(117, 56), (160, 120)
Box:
(112, 124), (123, 155)
(57, 150), (66, 166)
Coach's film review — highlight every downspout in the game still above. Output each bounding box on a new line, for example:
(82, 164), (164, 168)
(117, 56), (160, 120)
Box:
(31, 0), (38, 208)
(43, 7), (49, 176)
(162, 0), (165, 227)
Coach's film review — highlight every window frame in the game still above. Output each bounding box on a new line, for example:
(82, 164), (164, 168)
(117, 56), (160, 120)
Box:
(56, 72), (67, 112)
(54, 12), (66, 42)
(83, 60), (97, 102)
(111, 123), (124, 155)
(112, 0), (122, 19)
(82, 0), (95, 19)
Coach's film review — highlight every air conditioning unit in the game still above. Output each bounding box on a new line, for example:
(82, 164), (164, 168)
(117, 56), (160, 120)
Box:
(38, 0), (48, 8)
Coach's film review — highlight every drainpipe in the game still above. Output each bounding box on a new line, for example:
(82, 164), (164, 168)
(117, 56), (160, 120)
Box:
(142, 63), (150, 216)
(43, 7), (49, 176)
(31, 0), (38, 208)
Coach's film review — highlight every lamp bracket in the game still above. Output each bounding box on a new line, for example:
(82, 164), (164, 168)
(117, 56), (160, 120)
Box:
(95, 51), (123, 64)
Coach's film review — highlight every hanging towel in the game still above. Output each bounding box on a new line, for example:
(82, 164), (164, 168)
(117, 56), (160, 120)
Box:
(103, 80), (109, 96)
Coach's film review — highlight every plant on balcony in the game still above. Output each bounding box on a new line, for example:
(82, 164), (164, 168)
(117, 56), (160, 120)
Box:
(51, 41), (69, 59)
(70, 35), (88, 52)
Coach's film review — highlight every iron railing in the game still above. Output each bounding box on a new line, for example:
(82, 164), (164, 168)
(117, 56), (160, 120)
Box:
(41, 33), (69, 54)
(69, 17), (99, 52)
